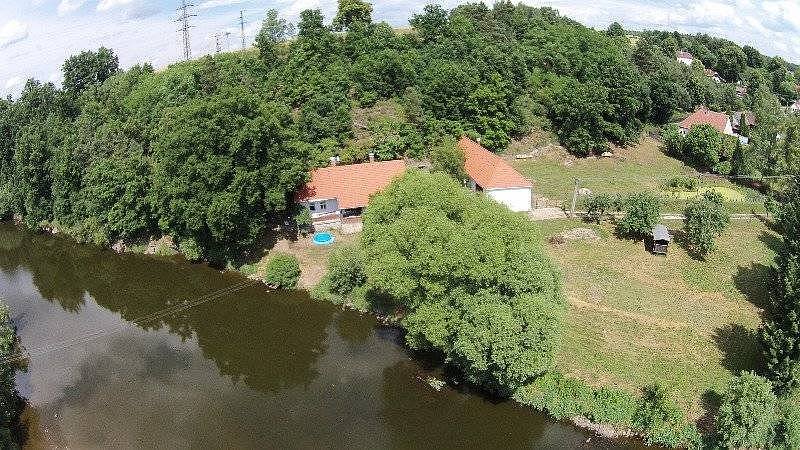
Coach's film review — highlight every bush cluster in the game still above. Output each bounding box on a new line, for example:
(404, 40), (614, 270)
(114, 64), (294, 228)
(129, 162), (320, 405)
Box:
(664, 176), (699, 192)
(513, 373), (699, 448)
(263, 253), (301, 289)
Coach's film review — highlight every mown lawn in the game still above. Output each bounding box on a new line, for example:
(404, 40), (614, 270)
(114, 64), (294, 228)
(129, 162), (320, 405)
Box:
(537, 218), (779, 420)
(510, 136), (766, 214)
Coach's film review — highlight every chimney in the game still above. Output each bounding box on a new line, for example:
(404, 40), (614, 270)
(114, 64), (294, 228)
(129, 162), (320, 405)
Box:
(329, 156), (337, 166)
(368, 152), (375, 163)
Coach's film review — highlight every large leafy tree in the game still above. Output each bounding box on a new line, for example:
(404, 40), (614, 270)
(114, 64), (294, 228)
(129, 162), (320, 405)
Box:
(682, 191), (730, 258)
(361, 171), (564, 394)
(332, 0), (373, 31)
(62, 47), (120, 94)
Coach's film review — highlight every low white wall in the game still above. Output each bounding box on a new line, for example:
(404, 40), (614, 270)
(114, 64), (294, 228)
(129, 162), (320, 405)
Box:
(486, 187), (532, 212)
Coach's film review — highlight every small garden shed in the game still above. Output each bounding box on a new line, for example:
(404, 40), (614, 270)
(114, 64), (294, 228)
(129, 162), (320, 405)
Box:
(651, 224), (671, 255)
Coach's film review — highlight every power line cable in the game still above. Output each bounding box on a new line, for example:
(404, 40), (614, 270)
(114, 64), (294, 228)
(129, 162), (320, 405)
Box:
(1, 279), (260, 365)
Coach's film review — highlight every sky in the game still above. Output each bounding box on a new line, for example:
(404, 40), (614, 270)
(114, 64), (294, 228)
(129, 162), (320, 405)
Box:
(0, 0), (799, 98)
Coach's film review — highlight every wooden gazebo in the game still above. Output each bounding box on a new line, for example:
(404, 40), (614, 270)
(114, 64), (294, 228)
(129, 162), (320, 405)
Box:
(651, 224), (671, 255)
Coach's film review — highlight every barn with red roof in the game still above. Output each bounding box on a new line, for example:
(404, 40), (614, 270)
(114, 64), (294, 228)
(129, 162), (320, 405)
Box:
(295, 159), (406, 223)
(458, 137), (533, 212)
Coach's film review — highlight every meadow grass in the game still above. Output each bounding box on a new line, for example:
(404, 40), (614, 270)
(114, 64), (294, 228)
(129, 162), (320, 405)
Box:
(537, 218), (779, 419)
(511, 136), (766, 214)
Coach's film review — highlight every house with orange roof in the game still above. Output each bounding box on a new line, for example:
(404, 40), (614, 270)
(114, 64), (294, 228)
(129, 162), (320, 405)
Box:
(678, 107), (734, 136)
(458, 137), (533, 212)
(295, 159), (406, 224)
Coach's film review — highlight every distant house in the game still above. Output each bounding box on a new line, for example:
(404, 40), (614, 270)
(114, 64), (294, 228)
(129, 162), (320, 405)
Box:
(731, 111), (756, 135)
(676, 51), (695, 66)
(459, 137), (533, 212)
(704, 68), (723, 83)
(295, 159), (406, 224)
(678, 107), (735, 136)
(791, 99), (800, 114)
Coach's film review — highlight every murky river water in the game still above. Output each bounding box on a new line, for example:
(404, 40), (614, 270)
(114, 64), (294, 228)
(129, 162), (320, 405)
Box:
(0, 223), (644, 449)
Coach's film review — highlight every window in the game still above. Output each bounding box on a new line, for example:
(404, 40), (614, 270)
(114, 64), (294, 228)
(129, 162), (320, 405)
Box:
(319, 201), (328, 210)
(309, 203), (316, 211)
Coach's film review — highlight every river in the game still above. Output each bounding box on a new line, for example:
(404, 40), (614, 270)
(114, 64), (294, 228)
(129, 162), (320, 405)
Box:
(0, 223), (644, 449)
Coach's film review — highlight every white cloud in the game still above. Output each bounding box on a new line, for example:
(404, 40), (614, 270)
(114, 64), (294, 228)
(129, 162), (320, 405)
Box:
(0, 20), (29, 49)
(198, 0), (248, 9)
(97, 0), (136, 12)
(3, 76), (24, 97)
(58, 0), (87, 15)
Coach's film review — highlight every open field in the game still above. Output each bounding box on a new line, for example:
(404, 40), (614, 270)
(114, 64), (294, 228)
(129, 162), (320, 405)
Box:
(510, 136), (766, 214)
(538, 218), (779, 420)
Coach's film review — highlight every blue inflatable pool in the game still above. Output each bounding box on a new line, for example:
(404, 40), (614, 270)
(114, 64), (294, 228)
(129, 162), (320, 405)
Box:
(312, 232), (335, 246)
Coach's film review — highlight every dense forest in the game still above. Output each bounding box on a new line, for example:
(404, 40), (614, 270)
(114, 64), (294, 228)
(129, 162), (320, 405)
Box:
(0, 0), (798, 261)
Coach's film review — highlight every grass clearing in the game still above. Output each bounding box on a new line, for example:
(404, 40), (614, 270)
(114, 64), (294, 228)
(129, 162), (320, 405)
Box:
(538, 218), (779, 420)
(253, 231), (359, 289)
(510, 136), (766, 214)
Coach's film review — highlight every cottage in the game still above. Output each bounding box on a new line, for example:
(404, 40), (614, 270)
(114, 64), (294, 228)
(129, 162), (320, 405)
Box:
(459, 137), (533, 212)
(651, 224), (671, 255)
(791, 99), (800, 114)
(676, 51), (695, 66)
(295, 159), (406, 224)
(678, 107), (735, 136)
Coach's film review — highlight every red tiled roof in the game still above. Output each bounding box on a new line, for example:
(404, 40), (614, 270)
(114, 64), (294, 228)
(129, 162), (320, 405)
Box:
(459, 137), (532, 189)
(677, 51), (694, 60)
(678, 107), (729, 134)
(295, 160), (406, 209)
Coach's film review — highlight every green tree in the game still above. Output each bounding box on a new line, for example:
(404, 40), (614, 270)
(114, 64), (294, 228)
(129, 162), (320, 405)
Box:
(616, 192), (661, 239)
(606, 22), (624, 37)
(361, 171), (564, 394)
(716, 372), (778, 449)
(683, 124), (722, 170)
(263, 253), (301, 289)
(61, 47), (120, 94)
(255, 9), (291, 66)
(325, 245), (367, 295)
(682, 191), (730, 258)
(761, 179), (800, 392)
(332, 0), (373, 31)
(429, 138), (466, 182)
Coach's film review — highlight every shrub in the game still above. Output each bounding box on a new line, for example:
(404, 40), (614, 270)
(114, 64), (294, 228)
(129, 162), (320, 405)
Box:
(633, 384), (700, 448)
(238, 263), (258, 277)
(664, 176), (699, 192)
(263, 253), (301, 289)
(293, 206), (313, 237)
(513, 372), (595, 420)
(683, 191), (730, 258)
(178, 237), (202, 261)
(591, 386), (638, 425)
(582, 193), (621, 223)
(325, 244), (367, 295)
(713, 160), (732, 176)
(716, 372), (778, 449)
(616, 193), (661, 239)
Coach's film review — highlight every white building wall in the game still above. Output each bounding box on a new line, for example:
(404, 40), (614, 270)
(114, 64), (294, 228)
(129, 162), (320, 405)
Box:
(485, 187), (532, 212)
(723, 119), (734, 136)
(306, 198), (339, 218)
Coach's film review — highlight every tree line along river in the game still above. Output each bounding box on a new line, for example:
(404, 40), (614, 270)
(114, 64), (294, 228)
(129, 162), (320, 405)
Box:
(0, 222), (646, 449)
